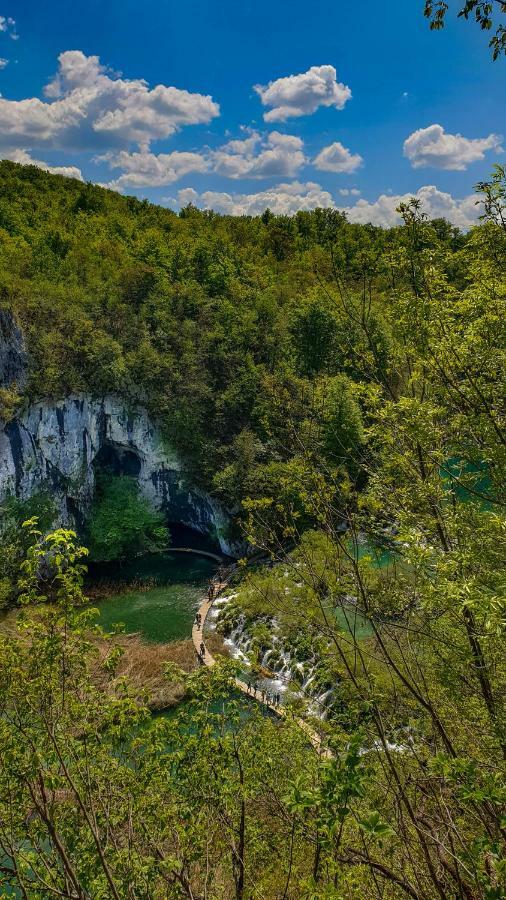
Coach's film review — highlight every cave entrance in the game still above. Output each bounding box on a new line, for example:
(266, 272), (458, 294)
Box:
(93, 441), (141, 478)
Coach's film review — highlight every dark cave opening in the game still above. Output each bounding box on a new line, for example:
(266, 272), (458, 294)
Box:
(92, 441), (142, 478)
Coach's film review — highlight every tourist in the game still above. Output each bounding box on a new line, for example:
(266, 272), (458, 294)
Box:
(200, 641), (206, 657)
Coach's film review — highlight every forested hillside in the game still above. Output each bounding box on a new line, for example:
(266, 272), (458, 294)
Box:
(0, 160), (505, 899)
(0, 159), (470, 508)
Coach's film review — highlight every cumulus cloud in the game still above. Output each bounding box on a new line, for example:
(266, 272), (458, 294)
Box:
(255, 65), (351, 122)
(98, 147), (209, 189)
(1, 148), (83, 180)
(98, 130), (307, 188)
(0, 49), (220, 151)
(172, 180), (335, 215)
(339, 188), (361, 196)
(342, 185), (480, 229)
(171, 180), (481, 229)
(0, 57), (8, 69)
(404, 124), (502, 170)
(211, 130), (306, 178)
(314, 141), (362, 173)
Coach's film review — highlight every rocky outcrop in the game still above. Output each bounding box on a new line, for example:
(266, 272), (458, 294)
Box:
(0, 394), (238, 556)
(0, 310), (28, 389)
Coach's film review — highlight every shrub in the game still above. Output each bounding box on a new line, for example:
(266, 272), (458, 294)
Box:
(87, 476), (170, 562)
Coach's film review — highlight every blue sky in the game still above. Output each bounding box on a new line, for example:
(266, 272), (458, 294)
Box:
(0, 0), (504, 225)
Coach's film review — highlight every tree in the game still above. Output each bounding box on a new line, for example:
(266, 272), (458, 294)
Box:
(314, 374), (365, 472)
(242, 196), (506, 899)
(86, 476), (169, 562)
(0, 524), (327, 899)
(292, 299), (337, 377)
(0, 492), (56, 606)
(424, 0), (506, 60)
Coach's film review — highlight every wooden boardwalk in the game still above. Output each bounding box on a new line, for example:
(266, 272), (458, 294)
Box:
(191, 577), (330, 757)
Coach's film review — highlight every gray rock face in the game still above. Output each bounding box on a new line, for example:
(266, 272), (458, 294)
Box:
(0, 310), (28, 389)
(0, 394), (237, 556)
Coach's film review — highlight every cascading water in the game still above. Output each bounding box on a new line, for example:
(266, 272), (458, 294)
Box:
(209, 594), (339, 716)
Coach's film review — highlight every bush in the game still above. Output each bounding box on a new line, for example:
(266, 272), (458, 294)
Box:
(87, 476), (170, 562)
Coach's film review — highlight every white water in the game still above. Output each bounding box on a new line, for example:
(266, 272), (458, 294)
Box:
(208, 596), (338, 715)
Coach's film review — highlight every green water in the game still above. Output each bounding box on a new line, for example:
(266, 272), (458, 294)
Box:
(89, 551), (216, 643)
(334, 604), (373, 639)
(351, 540), (394, 569)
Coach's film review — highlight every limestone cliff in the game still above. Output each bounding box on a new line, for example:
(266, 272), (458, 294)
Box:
(0, 310), (28, 389)
(0, 394), (237, 556)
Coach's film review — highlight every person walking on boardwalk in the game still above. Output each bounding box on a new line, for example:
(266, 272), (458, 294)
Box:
(200, 641), (206, 657)
(208, 583), (215, 602)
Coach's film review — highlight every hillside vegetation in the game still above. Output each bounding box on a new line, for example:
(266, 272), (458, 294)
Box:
(0, 162), (505, 899)
(0, 160), (476, 505)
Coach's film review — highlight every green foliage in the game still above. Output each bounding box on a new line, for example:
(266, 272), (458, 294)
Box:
(0, 385), (21, 422)
(424, 0), (506, 60)
(0, 492), (56, 605)
(86, 475), (170, 561)
(315, 374), (365, 469)
(240, 198), (506, 897)
(0, 160), (395, 510)
(292, 298), (337, 376)
(0, 163), (505, 898)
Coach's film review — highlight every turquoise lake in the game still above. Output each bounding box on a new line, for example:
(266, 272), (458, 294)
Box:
(88, 548), (217, 643)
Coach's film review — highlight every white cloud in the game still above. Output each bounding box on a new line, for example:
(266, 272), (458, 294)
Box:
(0, 50), (220, 151)
(339, 187), (361, 196)
(342, 185), (480, 229)
(100, 130), (307, 188)
(172, 180), (335, 215)
(314, 140), (362, 173)
(171, 180), (481, 229)
(255, 65), (351, 122)
(2, 148), (83, 180)
(0, 15), (17, 39)
(0, 58), (8, 69)
(211, 130), (305, 178)
(98, 147), (208, 189)
(404, 124), (502, 170)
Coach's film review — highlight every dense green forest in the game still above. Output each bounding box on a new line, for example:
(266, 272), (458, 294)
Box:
(0, 159), (494, 508)
(0, 161), (505, 898)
